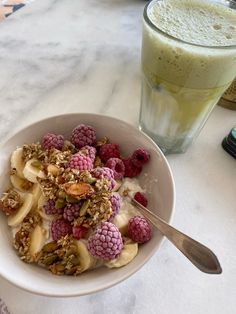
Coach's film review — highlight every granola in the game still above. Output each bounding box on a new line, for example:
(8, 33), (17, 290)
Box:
(0, 189), (22, 215)
(0, 124), (151, 276)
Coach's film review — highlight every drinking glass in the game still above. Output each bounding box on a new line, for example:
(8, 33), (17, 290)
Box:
(139, 0), (236, 154)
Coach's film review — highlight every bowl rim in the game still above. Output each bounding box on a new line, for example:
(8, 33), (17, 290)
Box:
(0, 113), (175, 297)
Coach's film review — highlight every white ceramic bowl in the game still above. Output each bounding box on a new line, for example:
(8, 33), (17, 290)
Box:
(0, 113), (175, 297)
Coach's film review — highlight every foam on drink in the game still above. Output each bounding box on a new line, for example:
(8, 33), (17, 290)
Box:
(149, 0), (236, 46)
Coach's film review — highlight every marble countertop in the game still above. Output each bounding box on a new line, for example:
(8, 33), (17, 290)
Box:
(0, 1), (235, 313)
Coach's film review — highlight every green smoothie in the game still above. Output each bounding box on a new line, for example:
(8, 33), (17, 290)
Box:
(140, 0), (236, 153)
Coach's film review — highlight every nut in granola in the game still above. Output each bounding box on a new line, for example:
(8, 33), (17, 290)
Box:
(64, 183), (94, 200)
(47, 164), (60, 176)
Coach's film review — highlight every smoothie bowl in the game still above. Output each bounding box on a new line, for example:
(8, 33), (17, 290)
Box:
(0, 114), (175, 297)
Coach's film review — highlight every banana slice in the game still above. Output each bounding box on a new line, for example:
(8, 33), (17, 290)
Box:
(113, 180), (122, 192)
(37, 194), (47, 209)
(11, 147), (25, 178)
(38, 209), (55, 221)
(75, 239), (97, 272)
(23, 159), (45, 183)
(112, 212), (129, 235)
(10, 174), (30, 192)
(113, 201), (141, 235)
(29, 225), (46, 256)
(105, 241), (138, 268)
(31, 183), (42, 208)
(37, 195), (54, 221)
(8, 192), (34, 227)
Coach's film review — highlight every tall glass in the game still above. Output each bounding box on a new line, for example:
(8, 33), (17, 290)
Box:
(139, 0), (236, 154)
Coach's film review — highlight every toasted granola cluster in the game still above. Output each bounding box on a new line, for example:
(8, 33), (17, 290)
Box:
(0, 123), (152, 276)
(14, 212), (42, 263)
(37, 235), (88, 276)
(0, 189), (22, 215)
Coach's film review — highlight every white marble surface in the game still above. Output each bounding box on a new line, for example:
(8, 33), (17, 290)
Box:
(0, 1), (236, 313)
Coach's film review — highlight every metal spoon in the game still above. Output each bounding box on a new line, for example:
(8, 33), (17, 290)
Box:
(132, 199), (222, 274)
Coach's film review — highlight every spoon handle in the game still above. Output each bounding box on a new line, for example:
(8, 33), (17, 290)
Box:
(132, 199), (222, 274)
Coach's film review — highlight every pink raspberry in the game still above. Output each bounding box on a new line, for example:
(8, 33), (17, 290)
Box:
(87, 222), (123, 260)
(105, 158), (125, 180)
(123, 158), (142, 178)
(72, 225), (88, 240)
(134, 192), (148, 207)
(70, 124), (96, 149)
(79, 145), (96, 162)
(92, 167), (114, 180)
(43, 199), (64, 215)
(109, 193), (122, 221)
(92, 167), (116, 191)
(63, 203), (82, 222)
(42, 133), (64, 150)
(67, 153), (93, 171)
(127, 216), (152, 244)
(99, 143), (120, 162)
(51, 219), (72, 241)
(131, 148), (150, 168)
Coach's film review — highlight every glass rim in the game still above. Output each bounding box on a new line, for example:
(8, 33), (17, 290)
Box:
(144, 0), (236, 50)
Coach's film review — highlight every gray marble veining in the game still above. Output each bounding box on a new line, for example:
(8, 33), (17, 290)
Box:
(0, 1), (236, 314)
(0, 0), (142, 143)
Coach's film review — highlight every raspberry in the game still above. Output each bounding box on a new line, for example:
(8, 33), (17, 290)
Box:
(134, 192), (148, 207)
(99, 143), (120, 162)
(92, 167), (114, 180)
(43, 199), (64, 215)
(109, 193), (122, 221)
(63, 203), (82, 222)
(67, 153), (93, 171)
(70, 124), (96, 149)
(105, 158), (125, 180)
(131, 148), (150, 168)
(51, 219), (72, 241)
(87, 222), (123, 260)
(127, 216), (152, 244)
(42, 133), (64, 150)
(79, 145), (96, 162)
(123, 158), (142, 178)
(72, 225), (88, 240)
(92, 167), (116, 191)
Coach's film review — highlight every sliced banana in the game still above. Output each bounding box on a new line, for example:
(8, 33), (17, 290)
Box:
(37, 195), (54, 221)
(31, 183), (42, 208)
(37, 194), (47, 209)
(112, 212), (129, 235)
(75, 239), (97, 272)
(10, 147), (25, 178)
(38, 209), (55, 222)
(9, 183), (41, 214)
(23, 159), (45, 183)
(105, 241), (138, 268)
(10, 174), (30, 192)
(112, 180), (122, 192)
(113, 201), (141, 235)
(8, 192), (34, 227)
(41, 219), (51, 241)
(29, 225), (46, 256)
